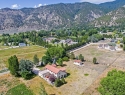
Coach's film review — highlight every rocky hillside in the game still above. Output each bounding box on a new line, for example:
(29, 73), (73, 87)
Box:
(92, 6), (125, 27)
(0, 2), (105, 33)
(99, 0), (125, 13)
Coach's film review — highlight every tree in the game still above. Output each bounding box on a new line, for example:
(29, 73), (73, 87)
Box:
(45, 47), (66, 61)
(123, 37), (125, 44)
(55, 79), (63, 87)
(57, 58), (63, 66)
(42, 56), (51, 65)
(39, 83), (48, 95)
(61, 78), (66, 84)
(33, 54), (39, 64)
(98, 70), (125, 95)
(93, 57), (97, 64)
(19, 60), (33, 79)
(123, 45), (125, 51)
(62, 57), (69, 61)
(8, 55), (19, 76)
(69, 52), (75, 59)
(79, 54), (84, 61)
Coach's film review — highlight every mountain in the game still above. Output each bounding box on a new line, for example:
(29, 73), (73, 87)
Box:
(92, 6), (125, 27)
(0, 2), (105, 33)
(99, 0), (125, 13)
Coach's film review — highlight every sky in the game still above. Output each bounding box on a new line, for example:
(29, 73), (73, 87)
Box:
(0, 0), (115, 9)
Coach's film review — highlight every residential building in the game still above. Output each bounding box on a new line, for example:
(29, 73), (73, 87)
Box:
(19, 43), (26, 47)
(74, 60), (83, 66)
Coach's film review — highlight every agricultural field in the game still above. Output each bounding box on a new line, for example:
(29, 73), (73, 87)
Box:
(0, 45), (46, 70)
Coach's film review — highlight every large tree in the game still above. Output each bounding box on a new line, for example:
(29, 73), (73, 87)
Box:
(98, 70), (125, 95)
(45, 47), (66, 61)
(8, 55), (19, 76)
(19, 60), (33, 79)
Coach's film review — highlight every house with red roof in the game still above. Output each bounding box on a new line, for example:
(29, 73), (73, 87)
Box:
(45, 65), (67, 79)
(74, 60), (83, 66)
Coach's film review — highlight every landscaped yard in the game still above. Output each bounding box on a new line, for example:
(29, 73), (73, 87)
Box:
(0, 45), (46, 70)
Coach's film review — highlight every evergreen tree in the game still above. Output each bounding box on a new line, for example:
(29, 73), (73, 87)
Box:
(93, 57), (97, 64)
(33, 54), (39, 64)
(8, 55), (19, 76)
(69, 52), (75, 59)
(79, 54), (84, 61)
(57, 58), (63, 66)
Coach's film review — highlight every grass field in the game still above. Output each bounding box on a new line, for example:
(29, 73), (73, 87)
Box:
(0, 45), (46, 70)
(6, 84), (34, 95)
(0, 74), (21, 95)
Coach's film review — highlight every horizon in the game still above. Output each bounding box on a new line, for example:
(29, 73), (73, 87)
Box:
(0, 0), (115, 9)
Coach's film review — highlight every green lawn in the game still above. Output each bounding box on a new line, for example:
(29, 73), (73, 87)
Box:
(6, 84), (34, 95)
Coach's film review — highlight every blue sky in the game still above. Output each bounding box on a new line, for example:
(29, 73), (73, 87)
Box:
(0, 0), (115, 9)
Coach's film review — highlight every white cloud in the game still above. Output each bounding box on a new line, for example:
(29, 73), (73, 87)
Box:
(34, 3), (47, 8)
(38, 4), (42, 7)
(11, 4), (20, 9)
(34, 3), (42, 8)
(80, 0), (115, 4)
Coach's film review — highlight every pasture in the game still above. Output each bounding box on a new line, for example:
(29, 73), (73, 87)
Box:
(0, 45), (46, 70)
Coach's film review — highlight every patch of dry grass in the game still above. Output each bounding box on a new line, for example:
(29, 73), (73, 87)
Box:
(0, 74), (21, 95)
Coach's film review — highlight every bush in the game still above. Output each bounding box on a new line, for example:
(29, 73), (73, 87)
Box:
(93, 57), (97, 64)
(55, 79), (63, 87)
(63, 57), (69, 61)
(21, 71), (32, 80)
(120, 44), (123, 48)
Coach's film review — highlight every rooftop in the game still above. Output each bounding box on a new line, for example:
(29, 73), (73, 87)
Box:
(45, 65), (66, 74)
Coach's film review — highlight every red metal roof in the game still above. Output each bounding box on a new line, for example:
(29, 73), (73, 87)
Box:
(45, 65), (65, 74)
(74, 60), (82, 63)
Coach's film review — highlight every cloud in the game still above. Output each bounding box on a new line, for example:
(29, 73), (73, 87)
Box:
(80, 0), (115, 4)
(34, 3), (47, 8)
(34, 3), (42, 8)
(11, 4), (20, 9)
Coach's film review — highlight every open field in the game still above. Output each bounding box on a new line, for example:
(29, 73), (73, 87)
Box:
(0, 45), (46, 70)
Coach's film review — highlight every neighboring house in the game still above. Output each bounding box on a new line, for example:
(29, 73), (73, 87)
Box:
(74, 60), (83, 66)
(59, 39), (78, 45)
(38, 64), (67, 84)
(98, 44), (121, 51)
(44, 37), (56, 43)
(59, 40), (66, 44)
(19, 43), (26, 47)
(98, 44), (110, 49)
(110, 46), (116, 51)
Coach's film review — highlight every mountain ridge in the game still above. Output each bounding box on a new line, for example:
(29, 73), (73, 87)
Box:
(1, 1), (125, 33)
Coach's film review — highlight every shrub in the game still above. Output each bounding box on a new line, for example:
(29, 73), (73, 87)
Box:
(63, 57), (69, 61)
